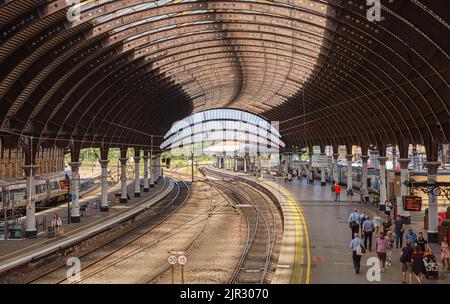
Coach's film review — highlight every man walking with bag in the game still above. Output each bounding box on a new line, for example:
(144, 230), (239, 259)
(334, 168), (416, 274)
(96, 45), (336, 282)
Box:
(350, 233), (365, 274)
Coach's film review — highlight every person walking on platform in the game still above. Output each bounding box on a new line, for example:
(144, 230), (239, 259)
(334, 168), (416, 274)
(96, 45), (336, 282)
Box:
(346, 187), (353, 203)
(386, 231), (395, 266)
(400, 242), (414, 284)
(405, 229), (417, 249)
(416, 232), (430, 252)
(350, 233), (365, 274)
(334, 184), (341, 202)
(382, 215), (392, 234)
(362, 216), (374, 251)
(376, 232), (388, 272)
(440, 236), (450, 271)
(373, 212), (382, 235)
(385, 201), (393, 216)
(393, 215), (405, 249)
(411, 245), (426, 284)
(359, 212), (367, 232)
(348, 209), (361, 239)
(51, 213), (63, 237)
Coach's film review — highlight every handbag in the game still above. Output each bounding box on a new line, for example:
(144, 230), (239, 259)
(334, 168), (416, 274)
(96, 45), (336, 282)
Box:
(356, 244), (363, 256)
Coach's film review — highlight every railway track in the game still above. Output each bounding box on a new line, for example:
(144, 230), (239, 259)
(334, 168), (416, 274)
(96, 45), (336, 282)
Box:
(200, 167), (281, 284)
(27, 175), (188, 284)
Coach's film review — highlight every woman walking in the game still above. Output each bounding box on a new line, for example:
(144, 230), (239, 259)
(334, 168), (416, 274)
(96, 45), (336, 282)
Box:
(376, 232), (388, 272)
(51, 213), (64, 237)
(441, 236), (450, 271)
(385, 231), (395, 266)
(411, 245), (426, 284)
(382, 215), (392, 234)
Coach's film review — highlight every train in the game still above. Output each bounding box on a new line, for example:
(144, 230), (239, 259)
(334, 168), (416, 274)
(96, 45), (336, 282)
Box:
(333, 166), (380, 194)
(0, 171), (104, 216)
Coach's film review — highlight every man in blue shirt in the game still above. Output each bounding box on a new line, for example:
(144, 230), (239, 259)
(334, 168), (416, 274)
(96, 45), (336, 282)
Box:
(348, 209), (361, 239)
(362, 216), (375, 251)
(405, 229), (417, 247)
(350, 233), (365, 274)
(393, 215), (405, 249)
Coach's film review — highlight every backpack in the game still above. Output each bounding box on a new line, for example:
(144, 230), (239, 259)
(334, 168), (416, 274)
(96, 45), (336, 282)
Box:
(400, 248), (410, 263)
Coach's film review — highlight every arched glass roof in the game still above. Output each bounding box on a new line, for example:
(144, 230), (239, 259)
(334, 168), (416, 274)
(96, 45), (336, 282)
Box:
(160, 108), (285, 153)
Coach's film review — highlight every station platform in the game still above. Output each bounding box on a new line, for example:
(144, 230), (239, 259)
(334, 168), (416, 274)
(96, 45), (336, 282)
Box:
(0, 178), (170, 272)
(217, 168), (450, 284)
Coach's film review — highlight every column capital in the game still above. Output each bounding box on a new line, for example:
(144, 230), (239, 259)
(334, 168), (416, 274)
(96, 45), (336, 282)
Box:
(119, 157), (128, 164)
(346, 154), (353, 162)
(68, 161), (82, 169)
(423, 161), (441, 175)
(143, 155), (150, 161)
(378, 156), (387, 166)
(398, 158), (410, 170)
(360, 155), (369, 163)
(99, 159), (109, 167)
(133, 156), (141, 162)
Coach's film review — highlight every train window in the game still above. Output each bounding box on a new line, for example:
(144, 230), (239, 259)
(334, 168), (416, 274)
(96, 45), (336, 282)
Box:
(35, 183), (47, 194)
(50, 181), (61, 191)
(9, 187), (27, 201)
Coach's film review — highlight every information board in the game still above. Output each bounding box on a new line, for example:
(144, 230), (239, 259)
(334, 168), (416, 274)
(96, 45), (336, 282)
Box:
(403, 196), (422, 211)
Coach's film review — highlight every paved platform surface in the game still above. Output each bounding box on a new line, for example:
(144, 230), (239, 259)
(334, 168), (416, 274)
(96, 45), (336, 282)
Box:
(0, 178), (166, 266)
(221, 168), (450, 284)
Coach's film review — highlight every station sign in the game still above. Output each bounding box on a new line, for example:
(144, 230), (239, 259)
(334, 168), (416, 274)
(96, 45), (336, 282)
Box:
(403, 196), (422, 211)
(311, 155), (332, 168)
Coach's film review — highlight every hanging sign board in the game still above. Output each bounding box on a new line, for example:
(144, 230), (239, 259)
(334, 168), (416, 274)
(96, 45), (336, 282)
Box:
(311, 155), (332, 168)
(403, 196), (422, 211)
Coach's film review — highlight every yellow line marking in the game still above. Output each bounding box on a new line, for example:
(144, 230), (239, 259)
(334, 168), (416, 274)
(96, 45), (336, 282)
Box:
(276, 186), (311, 284)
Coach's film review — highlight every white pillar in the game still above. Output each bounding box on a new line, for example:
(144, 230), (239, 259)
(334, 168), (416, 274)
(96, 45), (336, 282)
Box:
(149, 156), (155, 187)
(244, 155), (247, 173)
(378, 157), (388, 206)
(69, 162), (81, 222)
(283, 153), (289, 174)
(398, 159), (410, 217)
(143, 155), (149, 192)
(234, 156), (238, 171)
(333, 153), (339, 184)
(346, 154), (353, 190)
(260, 156), (263, 178)
(361, 155), (369, 193)
(25, 165), (37, 238)
(320, 153), (326, 186)
(134, 156), (141, 197)
(119, 158), (128, 203)
(424, 161), (440, 243)
(157, 155), (162, 179)
(100, 160), (109, 211)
